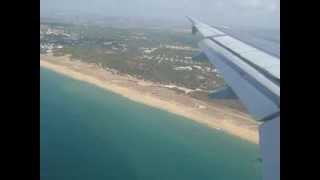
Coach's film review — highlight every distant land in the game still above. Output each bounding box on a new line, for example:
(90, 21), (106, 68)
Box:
(40, 18), (263, 143)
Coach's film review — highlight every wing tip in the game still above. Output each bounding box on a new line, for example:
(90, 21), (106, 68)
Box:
(186, 16), (195, 24)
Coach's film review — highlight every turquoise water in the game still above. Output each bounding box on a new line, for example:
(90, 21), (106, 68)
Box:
(40, 68), (261, 180)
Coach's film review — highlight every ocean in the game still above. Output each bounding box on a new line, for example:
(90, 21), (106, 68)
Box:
(40, 67), (261, 180)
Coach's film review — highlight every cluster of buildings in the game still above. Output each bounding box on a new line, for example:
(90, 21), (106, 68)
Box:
(140, 47), (157, 54)
(40, 43), (63, 54)
(40, 24), (83, 54)
(141, 54), (199, 64)
(137, 44), (219, 74)
(130, 32), (148, 40)
(103, 41), (128, 53)
(131, 35), (147, 40)
(140, 47), (194, 63)
(160, 44), (197, 51)
(173, 66), (217, 73)
(40, 25), (71, 37)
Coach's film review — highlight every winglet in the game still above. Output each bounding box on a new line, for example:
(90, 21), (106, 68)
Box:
(186, 16), (195, 24)
(186, 16), (198, 35)
(186, 16), (225, 38)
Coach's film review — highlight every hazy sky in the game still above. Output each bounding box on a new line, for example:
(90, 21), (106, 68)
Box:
(41, 0), (280, 29)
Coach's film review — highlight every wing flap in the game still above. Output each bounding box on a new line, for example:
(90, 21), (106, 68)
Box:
(188, 16), (280, 180)
(199, 39), (279, 120)
(214, 36), (280, 79)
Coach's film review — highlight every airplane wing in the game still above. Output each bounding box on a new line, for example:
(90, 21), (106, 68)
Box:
(187, 17), (280, 180)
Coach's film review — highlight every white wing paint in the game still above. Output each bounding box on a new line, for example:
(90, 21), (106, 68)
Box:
(187, 16), (280, 180)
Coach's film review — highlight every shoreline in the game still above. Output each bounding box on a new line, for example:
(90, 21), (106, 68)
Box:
(40, 54), (259, 144)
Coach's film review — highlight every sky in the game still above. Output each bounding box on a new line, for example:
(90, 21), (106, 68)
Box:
(40, 0), (280, 29)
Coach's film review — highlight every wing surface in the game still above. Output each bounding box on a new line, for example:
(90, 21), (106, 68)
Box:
(187, 16), (280, 180)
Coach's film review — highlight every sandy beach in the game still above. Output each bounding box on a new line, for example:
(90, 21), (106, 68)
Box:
(40, 54), (260, 144)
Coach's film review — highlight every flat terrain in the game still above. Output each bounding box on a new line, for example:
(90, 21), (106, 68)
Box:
(41, 22), (223, 91)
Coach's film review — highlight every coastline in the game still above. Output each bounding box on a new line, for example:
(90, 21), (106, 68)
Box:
(40, 54), (259, 144)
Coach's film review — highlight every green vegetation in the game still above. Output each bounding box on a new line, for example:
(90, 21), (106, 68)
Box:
(41, 22), (224, 91)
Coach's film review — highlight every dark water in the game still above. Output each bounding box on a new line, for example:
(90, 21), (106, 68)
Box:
(40, 68), (261, 180)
